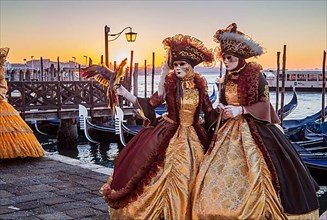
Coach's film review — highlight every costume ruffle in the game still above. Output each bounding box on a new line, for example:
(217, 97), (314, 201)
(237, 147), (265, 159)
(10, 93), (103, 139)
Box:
(0, 101), (44, 158)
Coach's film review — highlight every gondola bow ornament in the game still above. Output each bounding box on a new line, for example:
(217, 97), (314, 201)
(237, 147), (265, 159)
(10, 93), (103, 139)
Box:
(81, 58), (128, 116)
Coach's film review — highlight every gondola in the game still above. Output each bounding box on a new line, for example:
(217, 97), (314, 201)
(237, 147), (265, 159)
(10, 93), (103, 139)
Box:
(289, 121), (327, 184)
(284, 111), (327, 142)
(292, 139), (327, 184)
(277, 88), (298, 119)
(78, 104), (142, 145)
(28, 119), (60, 136)
(283, 106), (327, 131)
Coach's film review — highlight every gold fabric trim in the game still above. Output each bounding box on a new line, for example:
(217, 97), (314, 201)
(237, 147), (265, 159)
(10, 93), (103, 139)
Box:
(286, 209), (319, 220)
(181, 74), (195, 89)
(225, 81), (240, 106)
(229, 63), (246, 75)
(179, 88), (199, 127)
(264, 84), (270, 98)
(135, 99), (151, 127)
(161, 113), (176, 124)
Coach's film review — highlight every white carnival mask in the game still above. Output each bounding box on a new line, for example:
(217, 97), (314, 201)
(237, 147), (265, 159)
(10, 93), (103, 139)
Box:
(223, 54), (239, 71)
(173, 61), (193, 79)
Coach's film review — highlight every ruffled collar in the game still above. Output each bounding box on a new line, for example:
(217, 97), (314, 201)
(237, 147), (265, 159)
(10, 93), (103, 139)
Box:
(180, 74), (195, 89)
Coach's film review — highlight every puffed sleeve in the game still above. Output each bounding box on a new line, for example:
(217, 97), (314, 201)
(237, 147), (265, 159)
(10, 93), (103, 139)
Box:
(136, 91), (164, 127)
(244, 73), (280, 124)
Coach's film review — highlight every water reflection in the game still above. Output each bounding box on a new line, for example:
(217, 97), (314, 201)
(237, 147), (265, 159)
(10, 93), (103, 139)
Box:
(75, 142), (119, 168)
(37, 134), (120, 168)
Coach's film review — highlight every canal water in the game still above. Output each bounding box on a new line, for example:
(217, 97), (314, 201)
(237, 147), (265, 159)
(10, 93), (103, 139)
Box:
(33, 73), (327, 214)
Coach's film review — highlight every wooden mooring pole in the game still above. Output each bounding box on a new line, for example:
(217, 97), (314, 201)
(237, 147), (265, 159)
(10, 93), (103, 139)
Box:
(275, 52), (280, 114)
(133, 63), (139, 97)
(322, 50), (326, 122)
(152, 52), (155, 94)
(57, 119), (78, 148)
(40, 57), (44, 80)
(144, 60), (147, 98)
(280, 45), (287, 127)
(129, 50), (134, 92)
(57, 57), (61, 81)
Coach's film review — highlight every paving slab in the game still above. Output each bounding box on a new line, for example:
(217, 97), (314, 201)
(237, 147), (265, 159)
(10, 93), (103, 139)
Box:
(0, 153), (111, 220)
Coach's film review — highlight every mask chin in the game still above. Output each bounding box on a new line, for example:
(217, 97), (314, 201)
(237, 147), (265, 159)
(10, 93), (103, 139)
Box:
(223, 54), (239, 71)
(173, 61), (193, 79)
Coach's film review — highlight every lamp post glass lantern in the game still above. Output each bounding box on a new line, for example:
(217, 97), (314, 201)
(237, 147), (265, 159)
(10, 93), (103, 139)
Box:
(125, 30), (137, 42)
(104, 25), (137, 67)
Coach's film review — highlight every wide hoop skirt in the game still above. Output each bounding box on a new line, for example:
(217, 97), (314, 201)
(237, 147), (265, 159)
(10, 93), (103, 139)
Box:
(109, 125), (204, 220)
(0, 101), (44, 159)
(192, 116), (319, 220)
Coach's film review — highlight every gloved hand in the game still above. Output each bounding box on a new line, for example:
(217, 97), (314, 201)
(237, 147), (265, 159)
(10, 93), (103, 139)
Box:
(217, 75), (225, 84)
(223, 105), (243, 119)
(216, 103), (225, 113)
(158, 59), (170, 97)
(116, 85), (137, 104)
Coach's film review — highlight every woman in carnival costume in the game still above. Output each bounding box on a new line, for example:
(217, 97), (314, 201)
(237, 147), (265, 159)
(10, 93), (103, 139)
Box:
(100, 34), (215, 220)
(192, 23), (319, 219)
(0, 47), (44, 159)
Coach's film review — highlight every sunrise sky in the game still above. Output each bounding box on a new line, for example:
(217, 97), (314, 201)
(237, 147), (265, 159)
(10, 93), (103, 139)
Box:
(0, 0), (326, 70)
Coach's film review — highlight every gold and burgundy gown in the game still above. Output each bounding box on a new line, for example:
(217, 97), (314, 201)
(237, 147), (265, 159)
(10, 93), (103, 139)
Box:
(101, 73), (214, 220)
(192, 63), (319, 220)
(0, 78), (44, 159)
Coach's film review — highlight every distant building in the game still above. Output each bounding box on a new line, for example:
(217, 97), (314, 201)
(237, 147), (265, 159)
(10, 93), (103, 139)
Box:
(7, 58), (81, 71)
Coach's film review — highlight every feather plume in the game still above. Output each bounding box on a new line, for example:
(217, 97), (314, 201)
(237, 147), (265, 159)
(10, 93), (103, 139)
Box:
(80, 59), (128, 116)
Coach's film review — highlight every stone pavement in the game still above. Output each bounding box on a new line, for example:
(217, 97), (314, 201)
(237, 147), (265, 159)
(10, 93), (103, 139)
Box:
(0, 153), (113, 220)
(1, 153), (327, 219)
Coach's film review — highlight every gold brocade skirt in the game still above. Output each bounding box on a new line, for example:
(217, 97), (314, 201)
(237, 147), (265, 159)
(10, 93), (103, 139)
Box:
(0, 101), (44, 159)
(192, 116), (319, 220)
(110, 125), (204, 220)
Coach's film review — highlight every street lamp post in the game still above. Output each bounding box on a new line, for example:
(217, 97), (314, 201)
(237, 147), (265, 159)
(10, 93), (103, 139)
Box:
(104, 25), (137, 68)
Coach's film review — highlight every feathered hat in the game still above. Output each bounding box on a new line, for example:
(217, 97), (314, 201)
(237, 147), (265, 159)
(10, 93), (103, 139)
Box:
(163, 34), (214, 69)
(213, 23), (263, 59)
